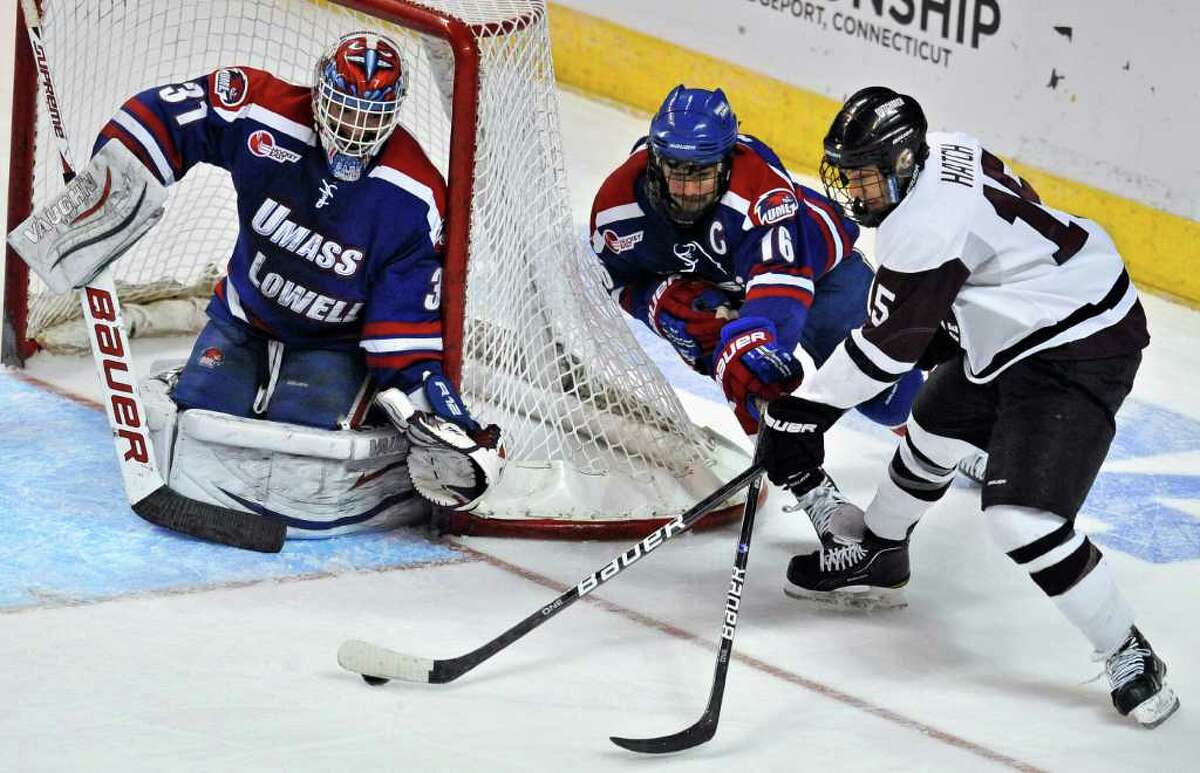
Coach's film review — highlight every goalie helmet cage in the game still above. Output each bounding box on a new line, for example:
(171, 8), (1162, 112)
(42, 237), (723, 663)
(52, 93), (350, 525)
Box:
(3, 0), (749, 538)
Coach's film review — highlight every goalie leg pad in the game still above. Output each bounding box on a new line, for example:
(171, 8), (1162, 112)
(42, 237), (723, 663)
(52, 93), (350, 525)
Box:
(149, 384), (427, 538)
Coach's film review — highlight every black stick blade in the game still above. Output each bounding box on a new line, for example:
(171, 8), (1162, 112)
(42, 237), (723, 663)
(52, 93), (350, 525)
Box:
(132, 486), (286, 553)
(610, 715), (717, 754)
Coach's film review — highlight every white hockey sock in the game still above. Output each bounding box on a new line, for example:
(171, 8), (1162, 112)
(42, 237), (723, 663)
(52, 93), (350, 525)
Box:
(863, 473), (932, 541)
(985, 504), (1134, 656)
(1053, 558), (1136, 657)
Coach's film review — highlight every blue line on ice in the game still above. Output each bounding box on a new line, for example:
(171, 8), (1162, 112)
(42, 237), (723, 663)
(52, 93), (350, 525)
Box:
(0, 372), (458, 610)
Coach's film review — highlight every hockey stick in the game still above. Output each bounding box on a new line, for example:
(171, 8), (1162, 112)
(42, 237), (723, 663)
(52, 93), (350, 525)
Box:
(610, 469), (765, 753)
(16, 0), (285, 553)
(337, 463), (763, 684)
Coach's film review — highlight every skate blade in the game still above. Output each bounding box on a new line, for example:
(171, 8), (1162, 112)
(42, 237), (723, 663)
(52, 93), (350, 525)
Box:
(783, 583), (908, 611)
(1131, 686), (1180, 729)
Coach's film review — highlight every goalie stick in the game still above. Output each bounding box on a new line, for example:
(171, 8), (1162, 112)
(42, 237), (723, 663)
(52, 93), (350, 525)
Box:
(610, 469), (765, 753)
(336, 463), (763, 685)
(15, 0), (285, 553)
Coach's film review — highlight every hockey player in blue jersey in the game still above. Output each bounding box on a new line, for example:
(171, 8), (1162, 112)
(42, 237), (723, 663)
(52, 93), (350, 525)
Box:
(590, 86), (924, 546)
(12, 32), (503, 537)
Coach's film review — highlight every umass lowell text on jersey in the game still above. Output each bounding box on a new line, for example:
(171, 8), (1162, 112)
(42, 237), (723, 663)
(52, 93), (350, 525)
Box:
(94, 66), (447, 392)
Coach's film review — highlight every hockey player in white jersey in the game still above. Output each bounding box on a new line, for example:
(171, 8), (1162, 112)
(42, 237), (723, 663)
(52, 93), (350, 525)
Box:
(757, 87), (1178, 727)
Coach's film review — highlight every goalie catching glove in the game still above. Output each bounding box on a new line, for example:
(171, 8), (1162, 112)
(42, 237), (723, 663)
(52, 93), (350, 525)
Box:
(376, 373), (505, 511)
(6, 141), (167, 293)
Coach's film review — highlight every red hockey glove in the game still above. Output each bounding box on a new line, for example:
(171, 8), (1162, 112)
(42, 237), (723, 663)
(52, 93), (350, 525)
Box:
(646, 275), (739, 375)
(713, 316), (805, 434)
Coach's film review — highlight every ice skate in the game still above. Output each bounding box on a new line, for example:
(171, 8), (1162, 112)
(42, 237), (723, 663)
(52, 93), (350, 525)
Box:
(1102, 627), (1180, 728)
(784, 530), (910, 610)
(783, 472), (865, 548)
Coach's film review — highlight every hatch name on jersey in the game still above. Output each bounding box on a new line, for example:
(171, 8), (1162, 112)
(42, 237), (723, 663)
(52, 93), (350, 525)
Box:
(939, 143), (976, 187)
(247, 252), (363, 324)
(251, 198), (365, 276)
(673, 240), (728, 275)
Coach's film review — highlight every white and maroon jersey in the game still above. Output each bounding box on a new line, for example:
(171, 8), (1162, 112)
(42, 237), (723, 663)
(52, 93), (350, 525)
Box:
(93, 66), (447, 392)
(799, 131), (1148, 410)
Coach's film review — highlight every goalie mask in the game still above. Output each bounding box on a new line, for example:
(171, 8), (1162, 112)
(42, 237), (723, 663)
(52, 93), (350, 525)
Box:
(645, 85), (738, 227)
(313, 31), (407, 182)
(820, 86), (928, 228)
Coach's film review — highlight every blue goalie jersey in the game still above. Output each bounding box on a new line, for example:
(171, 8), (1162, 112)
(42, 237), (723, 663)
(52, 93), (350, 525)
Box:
(93, 66), (446, 392)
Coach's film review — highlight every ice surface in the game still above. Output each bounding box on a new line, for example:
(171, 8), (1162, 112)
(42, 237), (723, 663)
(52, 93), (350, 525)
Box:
(2, 90), (1197, 772)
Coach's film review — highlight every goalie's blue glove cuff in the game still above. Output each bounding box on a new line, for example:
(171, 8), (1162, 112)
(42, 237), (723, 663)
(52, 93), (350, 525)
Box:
(421, 372), (482, 435)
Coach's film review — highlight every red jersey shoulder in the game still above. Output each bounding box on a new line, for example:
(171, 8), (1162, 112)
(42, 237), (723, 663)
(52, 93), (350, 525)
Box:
(591, 147), (649, 229)
(373, 126), (447, 215)
(207, 66), (312, 126)
(726, 143), (799, 228)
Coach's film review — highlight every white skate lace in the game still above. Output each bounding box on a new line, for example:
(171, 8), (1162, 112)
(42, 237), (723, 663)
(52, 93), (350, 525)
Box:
(1105, 643), (1150, 691)
(818, 542), (867, 572)
(784, 477), (849, 537)
(956, 451), (988, 484)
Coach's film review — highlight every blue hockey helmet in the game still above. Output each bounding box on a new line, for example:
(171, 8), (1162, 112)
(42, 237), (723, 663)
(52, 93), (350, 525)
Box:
(645, 86), (738, 226)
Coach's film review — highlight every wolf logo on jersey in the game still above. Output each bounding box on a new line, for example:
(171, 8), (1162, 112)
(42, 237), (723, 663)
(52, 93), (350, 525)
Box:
(213, 68), (248, 108)
(672, 240), (728, 276)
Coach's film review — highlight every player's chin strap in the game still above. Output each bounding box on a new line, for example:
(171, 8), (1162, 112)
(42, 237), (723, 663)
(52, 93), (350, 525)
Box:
(375, 382), (505, 512)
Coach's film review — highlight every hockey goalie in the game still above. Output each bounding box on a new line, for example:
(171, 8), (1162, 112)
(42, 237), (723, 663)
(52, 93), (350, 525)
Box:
(7, 31), (504, 540)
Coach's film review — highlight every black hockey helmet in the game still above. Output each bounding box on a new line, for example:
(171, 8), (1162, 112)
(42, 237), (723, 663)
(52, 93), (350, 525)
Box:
(820, 86), (928, 227)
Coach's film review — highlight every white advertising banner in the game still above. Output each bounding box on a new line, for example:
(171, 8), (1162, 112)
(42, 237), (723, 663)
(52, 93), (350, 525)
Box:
(556, 0), (1198, 220)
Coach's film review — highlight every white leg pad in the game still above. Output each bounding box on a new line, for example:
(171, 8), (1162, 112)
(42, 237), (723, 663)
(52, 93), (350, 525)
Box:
(142, 371), (427, 538)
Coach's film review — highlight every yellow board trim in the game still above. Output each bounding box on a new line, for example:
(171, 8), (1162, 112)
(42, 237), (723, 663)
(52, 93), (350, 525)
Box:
(548, 4), (1199, 304)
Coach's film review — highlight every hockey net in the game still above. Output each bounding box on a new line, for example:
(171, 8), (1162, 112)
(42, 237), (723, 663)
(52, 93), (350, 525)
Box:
(4, 0), (749, 537)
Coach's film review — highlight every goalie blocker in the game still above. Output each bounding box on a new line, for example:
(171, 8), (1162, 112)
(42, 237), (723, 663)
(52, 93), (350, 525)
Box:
(7, 142), (167, 294)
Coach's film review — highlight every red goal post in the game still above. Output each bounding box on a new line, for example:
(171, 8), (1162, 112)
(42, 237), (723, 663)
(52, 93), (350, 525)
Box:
(3, 0), (749, 538)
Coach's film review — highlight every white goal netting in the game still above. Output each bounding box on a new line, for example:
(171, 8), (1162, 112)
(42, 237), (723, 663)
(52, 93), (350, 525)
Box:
(15, 0), (747, 529)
